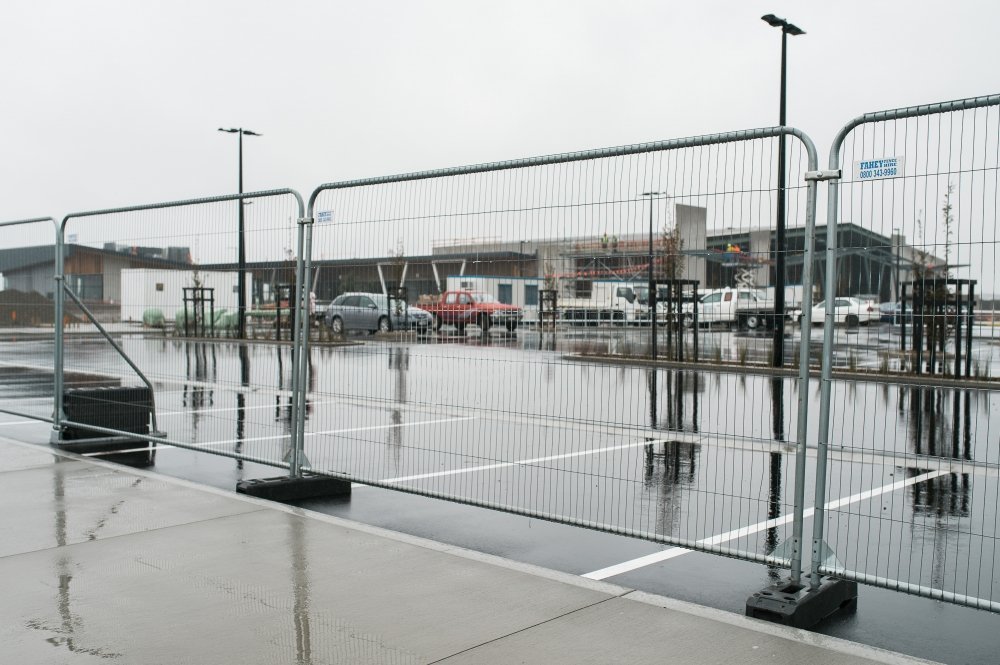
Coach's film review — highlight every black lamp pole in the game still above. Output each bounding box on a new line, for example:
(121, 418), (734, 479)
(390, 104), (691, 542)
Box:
(642, 191), (663, 363)
(762, 14), (804, 367)
(218, 127), (261, 340)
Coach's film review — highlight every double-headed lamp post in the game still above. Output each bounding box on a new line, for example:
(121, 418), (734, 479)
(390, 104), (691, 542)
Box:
(642, 191), (664, 363)
(762, 14), (804, 368)
(218, 127), (262, 340)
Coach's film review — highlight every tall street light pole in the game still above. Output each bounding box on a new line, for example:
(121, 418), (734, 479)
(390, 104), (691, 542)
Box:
(762, 14), (804, 368)
(642, 191), (664, 364)
(218, 127), (262, 340)
(893, 227), (901, 304)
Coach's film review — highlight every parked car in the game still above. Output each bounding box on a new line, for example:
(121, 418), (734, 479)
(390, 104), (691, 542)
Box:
(324, 292), (433, 334)
(681, 287), (778, 329)
(799, 297), (877, 325)
(417, 290), (523, 333)
(879, 301), (913, 324)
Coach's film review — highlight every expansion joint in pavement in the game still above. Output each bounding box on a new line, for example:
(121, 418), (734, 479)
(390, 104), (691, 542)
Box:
(424, 595), (625, 664)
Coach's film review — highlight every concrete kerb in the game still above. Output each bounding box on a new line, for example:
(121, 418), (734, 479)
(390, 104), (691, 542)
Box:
(0, 435), (940, 665)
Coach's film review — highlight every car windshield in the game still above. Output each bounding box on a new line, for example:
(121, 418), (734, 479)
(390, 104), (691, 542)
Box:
(470, 293), (497, 303)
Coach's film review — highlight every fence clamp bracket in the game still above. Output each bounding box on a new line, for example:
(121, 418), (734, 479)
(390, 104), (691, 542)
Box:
(805, 169), (842, 182)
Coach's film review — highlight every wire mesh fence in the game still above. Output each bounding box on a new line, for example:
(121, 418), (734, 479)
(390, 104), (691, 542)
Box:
(0, 218), (60, 423)
(303, 128), (819, 565)
(1, 96), (998, 615)
(815, 96), (1000, 611)
(50, 191), (306, 467)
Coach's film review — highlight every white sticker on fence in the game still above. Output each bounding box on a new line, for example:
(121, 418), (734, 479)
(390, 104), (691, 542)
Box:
(316, 210), (333, 223)
(854, 156), (904, 180)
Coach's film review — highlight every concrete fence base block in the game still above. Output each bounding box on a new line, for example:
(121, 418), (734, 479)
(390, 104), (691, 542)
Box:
(745, 575), (858, 629)
(236, 473), (352, 502)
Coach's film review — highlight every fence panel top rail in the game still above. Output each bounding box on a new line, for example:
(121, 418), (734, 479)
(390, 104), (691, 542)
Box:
(308, 126), (817, 213)
(60, 189), (305, 231)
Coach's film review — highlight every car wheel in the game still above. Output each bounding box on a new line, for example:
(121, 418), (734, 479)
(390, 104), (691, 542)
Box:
(682, 313), (694, 328)
(745, 314), (761, 330)
(845, 314), (860, 327)
(505, 321), (518, 332)
(432, 315), (443, 332)
(330, 316), (344, 335)
(478, 314), (491, 333)
(378, 316), (391, 333)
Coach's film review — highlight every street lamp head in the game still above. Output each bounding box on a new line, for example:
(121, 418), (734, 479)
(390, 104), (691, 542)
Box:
(218, 127), (261, 136)
(761, 14), (804, 35)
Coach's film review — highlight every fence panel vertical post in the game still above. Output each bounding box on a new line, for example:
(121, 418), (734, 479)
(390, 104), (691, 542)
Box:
(789, 169), (818, 584)
(52, 225), (65, 441)
(289, 214), (314, 479)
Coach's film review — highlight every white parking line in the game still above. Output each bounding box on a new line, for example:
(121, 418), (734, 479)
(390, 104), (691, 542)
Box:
(0, 420), (47, 427)
(582, 469), (948, 580)
(381, 438), (675, 484)
(80, 416), (476, 457)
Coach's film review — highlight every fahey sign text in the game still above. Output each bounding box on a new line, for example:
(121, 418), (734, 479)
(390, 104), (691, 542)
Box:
(854, 156), (904, 181)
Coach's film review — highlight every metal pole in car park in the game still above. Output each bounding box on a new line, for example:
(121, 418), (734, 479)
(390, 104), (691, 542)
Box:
(811, 94), (1000, 593)
(762, 14), (805, 368)
(641, 191), (664, 364)
(218, 127), (262, 340)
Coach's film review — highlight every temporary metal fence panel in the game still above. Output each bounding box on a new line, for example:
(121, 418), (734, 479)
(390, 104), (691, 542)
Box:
(817, 95), (1000, 611)
(0, 217), (61, 427)
(305, 127), (820, 569)
(52, 190), (308, 469)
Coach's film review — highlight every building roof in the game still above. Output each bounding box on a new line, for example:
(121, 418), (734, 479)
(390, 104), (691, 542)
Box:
(0, 244), (192, 274)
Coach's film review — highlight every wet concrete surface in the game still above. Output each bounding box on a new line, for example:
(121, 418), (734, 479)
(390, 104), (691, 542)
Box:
(0, 439), (923, 665)
(0, 325), (998, 663)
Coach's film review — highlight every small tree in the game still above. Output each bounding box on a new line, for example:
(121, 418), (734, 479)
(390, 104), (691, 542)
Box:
(543, 259), (557, 292)
(941, 183), (955, 277)
(658, 224), (685, 282)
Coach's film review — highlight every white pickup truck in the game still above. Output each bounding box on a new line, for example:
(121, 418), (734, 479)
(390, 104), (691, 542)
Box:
(682, 287), (778, 330)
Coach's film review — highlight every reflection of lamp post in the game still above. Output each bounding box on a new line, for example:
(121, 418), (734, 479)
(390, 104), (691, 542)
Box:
(762, 14), (804, 367)
(642, 191), (664, 363)
(218, 127), (262, 339)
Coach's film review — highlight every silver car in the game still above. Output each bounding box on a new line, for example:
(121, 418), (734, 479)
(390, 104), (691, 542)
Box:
(324, 292), (433, 334)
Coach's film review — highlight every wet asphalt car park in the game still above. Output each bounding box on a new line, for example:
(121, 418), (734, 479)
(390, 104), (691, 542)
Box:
(1, 320), (998, 665)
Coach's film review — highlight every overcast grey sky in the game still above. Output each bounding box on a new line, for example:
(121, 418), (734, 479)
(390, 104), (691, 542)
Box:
(1, 0), (997, 223)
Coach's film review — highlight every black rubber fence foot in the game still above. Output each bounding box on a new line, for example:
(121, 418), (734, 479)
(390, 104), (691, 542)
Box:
(746, 575), (858, 629)
(236, 473), (352, 502)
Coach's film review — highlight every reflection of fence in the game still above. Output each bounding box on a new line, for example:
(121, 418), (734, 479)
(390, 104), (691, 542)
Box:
(0, 94), (998, 619)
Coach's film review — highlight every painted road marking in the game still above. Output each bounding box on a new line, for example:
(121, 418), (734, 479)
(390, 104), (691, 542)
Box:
(80, 415), (477, 457)
(582, 469), (949, 580)
(380, 438), (678, 484)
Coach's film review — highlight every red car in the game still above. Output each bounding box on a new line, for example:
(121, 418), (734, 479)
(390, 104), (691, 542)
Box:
(418, 290), (522, 333)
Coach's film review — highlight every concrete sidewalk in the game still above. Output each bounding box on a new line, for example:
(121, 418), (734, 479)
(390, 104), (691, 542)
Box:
(0, 438), (937, 665)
